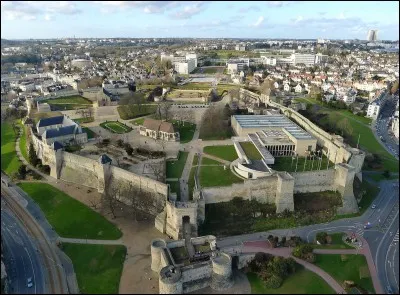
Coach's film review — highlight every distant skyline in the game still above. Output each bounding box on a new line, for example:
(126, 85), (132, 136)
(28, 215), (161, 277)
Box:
(1, 1), (399, 40)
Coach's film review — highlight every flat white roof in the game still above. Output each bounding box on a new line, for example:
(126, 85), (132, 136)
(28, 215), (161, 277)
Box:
(233, 114), (313, 140)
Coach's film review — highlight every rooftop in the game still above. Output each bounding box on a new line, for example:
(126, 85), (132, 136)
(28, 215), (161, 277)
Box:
(233, 114), (313, 140)
(37, 115), (64, 127)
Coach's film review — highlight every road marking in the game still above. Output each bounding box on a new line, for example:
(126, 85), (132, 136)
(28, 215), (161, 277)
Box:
(24, 247), (37, 294)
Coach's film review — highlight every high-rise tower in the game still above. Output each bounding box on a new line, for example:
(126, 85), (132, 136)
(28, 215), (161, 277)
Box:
(367, 30), (378, 42)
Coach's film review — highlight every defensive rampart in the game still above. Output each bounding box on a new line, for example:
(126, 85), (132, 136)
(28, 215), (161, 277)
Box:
(30, 128), (168, 213)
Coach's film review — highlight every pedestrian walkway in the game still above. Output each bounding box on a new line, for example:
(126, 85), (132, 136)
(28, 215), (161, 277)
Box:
(57, 237), (124, 245)
(202, 153), (231, 166)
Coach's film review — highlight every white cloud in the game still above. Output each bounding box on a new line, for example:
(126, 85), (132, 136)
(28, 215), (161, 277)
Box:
(1, 1), (81, 21)
(173, 1), (207, 19)
(251, 16), (265, 28)
(93, 1), (184, 14)
(295, 16), (304, 23)
(44, 14), (53, 21)
(266, 1), (293, 7)
(337, 12), (346, 20)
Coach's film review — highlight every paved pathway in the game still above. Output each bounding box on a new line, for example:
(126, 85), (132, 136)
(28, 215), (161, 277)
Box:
(202, 153), (231, 166)
(57, 237), (124, 245)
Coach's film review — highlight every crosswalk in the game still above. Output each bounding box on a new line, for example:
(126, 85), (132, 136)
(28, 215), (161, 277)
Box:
(394, 231), (399, 243)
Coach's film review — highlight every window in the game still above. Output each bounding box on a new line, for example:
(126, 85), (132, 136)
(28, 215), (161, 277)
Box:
(308, 145), (312, 151)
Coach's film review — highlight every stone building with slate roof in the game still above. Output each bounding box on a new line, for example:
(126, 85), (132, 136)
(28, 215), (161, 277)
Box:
(36, 114), (88, 146)
(139, 118), (179, 141)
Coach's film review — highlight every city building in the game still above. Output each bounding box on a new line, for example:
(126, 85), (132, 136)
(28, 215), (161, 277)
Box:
(139, 118), (179, 141)
(315, 53), (328, 64)
(36, 115), (88, 146)
(231, 114), (317, 157)
(235, 44), (246, 51)
(174, 58), (196, 75)
(366, 101), (381, 119)
(291, 53), (317, 66)
(367, 29), (378, 42)
(226, 58), (250, 74)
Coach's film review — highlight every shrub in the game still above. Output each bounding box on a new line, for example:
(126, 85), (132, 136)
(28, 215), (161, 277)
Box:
(18, 164), (27, 179)
(125, 146), (134, 156)
(39, 165), (51, 174)
(264, 274), (283, 289)
(116, 139), (124, 147)
(316, 232), (328, 244)
(28, 142), (39, 166)
(292, 244), (314, 259)
(102, 139), (110, 145)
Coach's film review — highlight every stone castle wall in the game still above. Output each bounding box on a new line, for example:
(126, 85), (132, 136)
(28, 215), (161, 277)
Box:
(30, 129), (168, 213)
(291, 169), (336, 193)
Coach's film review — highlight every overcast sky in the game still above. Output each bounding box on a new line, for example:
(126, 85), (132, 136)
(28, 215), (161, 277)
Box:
(1, 1), (399, 40)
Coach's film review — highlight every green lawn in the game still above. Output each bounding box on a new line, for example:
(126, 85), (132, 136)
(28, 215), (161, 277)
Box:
(199, 165), (243, 187)
(42, 95), (92, 105)
(302, 99), (398, 172)
(117, 104), (158, 120)
(172, 120), (196, 143)
(203, 145), (238, 162)
(272, 155), (335, 172)
(82, 127), (96, 139)
(166, 151), (189, 179)
(188, 167), (196, 198)
(74, 117), (94, 124)
(1, 122), (21, 175)
(247, 266), (335, 294)
(357, 180), (380, 215)
(167, 181), (180, 200)
(62, 243), (126, 294)
(100, 121), (132, 134)
(313, 233), (355, 249)
(239, 142), (262, 160)
(367, 173), (399, 182)
(201, 156), (222, 165)
(130, 117), (145, 126)
(314, 254), (375, 294)
(18, 182), (122, 239)
(192, 154), (199, 166)
(19, 122), (29, 163)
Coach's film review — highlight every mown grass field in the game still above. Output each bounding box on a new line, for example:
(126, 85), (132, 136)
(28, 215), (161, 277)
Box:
(172, 120), (196, 143)
(199, 165), (243, 188)
(100, 121), (132, 134)
(166, 151), (189, 179)
(74, 117), (94, 124)
(1, 122), (21, 175)
(201, 156), (222, 165)
(42, 96), (93, 111)
(117, 104), (158, 120)
(18, 182), (122, 239)
(62, 243), (126, 294)
(314, 254), (374, 294)
(19, 122), (29, 163)
(239, 141), (262, 160)
(247, 266), (335, 294)
(203, 145), (238, 162)
(82, 127), (96, 139)
(313, 233), (355, 249)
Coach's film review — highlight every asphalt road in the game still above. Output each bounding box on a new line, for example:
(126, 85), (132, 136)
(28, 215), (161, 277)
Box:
(216, 179), (399, 294)
(373, 93), (399, 158)
(1, 207), (46, 294)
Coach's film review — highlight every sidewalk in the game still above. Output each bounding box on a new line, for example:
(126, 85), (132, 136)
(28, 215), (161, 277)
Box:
(57, 237), (124, 245)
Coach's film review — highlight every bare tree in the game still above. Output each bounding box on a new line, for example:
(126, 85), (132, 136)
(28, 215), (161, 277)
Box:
(102, 174), (119, 219)
(88, 195), (102, 210)
(148, 161), (165, 182)
(159, 102), (172, 121)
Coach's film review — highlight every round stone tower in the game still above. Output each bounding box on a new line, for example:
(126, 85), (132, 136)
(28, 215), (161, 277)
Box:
(210, 252), (234, 290)
(151, 238), (167, 273)
(159, 265), (183, 294)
